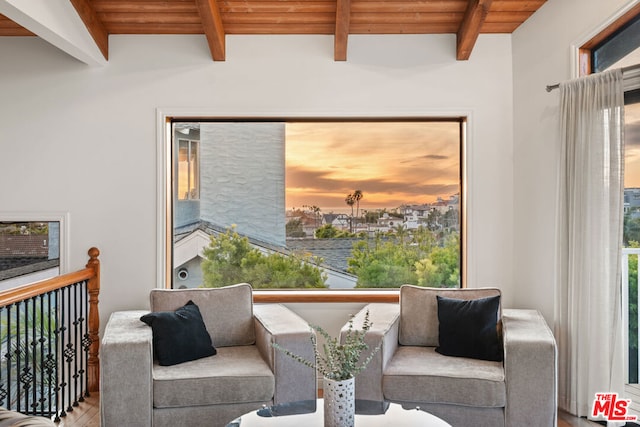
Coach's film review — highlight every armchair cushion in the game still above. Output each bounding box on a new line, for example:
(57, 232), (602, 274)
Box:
(152, 346), (274, 408)
(383, 346), (505, 407)
(435, 295), (503, 361)
(150, 283), (255, 347)
(399, 285), (501, 347)
(141, 300), (216, 366)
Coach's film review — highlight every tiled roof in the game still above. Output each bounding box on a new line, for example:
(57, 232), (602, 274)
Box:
(174, 220), (358, 276)
(287, 238), (360, 272)
(0, 235), (49, 257)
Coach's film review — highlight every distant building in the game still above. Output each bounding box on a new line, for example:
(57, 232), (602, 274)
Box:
(322, 213), (350, 230)
(0, 223), (61, 288)
(625, 188), (640, 213)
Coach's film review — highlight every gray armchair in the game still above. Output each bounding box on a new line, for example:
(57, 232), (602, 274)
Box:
(101, 284), (316, 427)
(342, 285), (557, 427)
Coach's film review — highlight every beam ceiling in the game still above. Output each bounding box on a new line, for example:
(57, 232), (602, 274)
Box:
(0, 0), (547, 65)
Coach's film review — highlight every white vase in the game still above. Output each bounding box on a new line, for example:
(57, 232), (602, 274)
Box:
(323, 376), (355, 427)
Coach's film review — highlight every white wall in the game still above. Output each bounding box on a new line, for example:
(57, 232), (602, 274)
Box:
(0, 32), (514, 333)
(512, 0), (638, 323)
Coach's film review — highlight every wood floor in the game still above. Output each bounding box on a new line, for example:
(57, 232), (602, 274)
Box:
(558, 410), (605, 426)
(51, 397), (599, 427)
(53, 393), (99, 427)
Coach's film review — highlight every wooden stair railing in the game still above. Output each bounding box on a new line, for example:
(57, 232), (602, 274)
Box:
(0, 248), (100, 418)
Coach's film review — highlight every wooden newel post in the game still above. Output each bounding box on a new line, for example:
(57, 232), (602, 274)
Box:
(86, 247), (100, 393)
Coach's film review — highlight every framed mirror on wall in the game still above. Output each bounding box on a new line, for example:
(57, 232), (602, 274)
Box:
(0, 212), (69, 291)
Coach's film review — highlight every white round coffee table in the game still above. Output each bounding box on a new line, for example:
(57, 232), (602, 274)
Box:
(226, 399), (451, 426)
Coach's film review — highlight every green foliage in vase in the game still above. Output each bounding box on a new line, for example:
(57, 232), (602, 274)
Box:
(272, 310), (380, 381)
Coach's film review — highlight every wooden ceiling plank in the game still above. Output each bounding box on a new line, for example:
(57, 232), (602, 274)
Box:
(221, 1), (336, 14)
(351, 1), (468, 14)
(490, 0), (545, 13)
(70, 0), (110, 60)
(485, 11), (535, 23)
(195, 0), (226, 61)
(351, 22), (459, 34)
(226, 22), (334, 34)
(351, 12), (463, 25)
(457, 0), (493, 60)
(106, 23), (205, 34)
(335, 0), (351, 61)
(93, 1), (199, 13)
(222, 12), (336, 24)
(98, 12), (202, 25)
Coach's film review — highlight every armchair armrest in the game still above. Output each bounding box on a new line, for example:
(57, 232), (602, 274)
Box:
(253, 304), (317, 406)
(341, 303), (400, 402)
(503, 309), (557, 427)
(101, 310), (153, 427)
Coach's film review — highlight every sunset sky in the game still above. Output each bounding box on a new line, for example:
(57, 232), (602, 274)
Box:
(285, 121), (460, 212)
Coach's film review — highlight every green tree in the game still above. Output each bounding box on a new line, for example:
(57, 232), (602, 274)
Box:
(303, 205), (322, 228)
(427, 209), (442, 230)
(286, 218), (306, 237)
(626, 240), (639, 382)
(348, 227), (459, 288)
(202, 226), (327, 289)
(415, 233), (460, 288)
(625, 213), (640, 245)
(315, 224), (354, 239)
(363, 210), (380, 224)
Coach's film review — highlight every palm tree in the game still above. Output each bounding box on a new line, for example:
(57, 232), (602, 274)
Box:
(303, 205), (322, 228)
(353, 190), (363, 219)
(394, 223), (408, 245)
(345, 194), (355, 233)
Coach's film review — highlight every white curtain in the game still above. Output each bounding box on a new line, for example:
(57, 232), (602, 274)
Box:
(555, 68), (625, 421)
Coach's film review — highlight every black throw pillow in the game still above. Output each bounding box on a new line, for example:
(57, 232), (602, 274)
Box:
(435, 295), (503, 362)
(140, 300), (216, 366)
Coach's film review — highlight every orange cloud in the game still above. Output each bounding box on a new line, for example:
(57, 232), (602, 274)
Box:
(286, 121), (460, 210)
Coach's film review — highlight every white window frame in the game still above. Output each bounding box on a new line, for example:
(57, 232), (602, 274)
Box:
(156, 108), (472, 300)
(0, 211), (70, 276)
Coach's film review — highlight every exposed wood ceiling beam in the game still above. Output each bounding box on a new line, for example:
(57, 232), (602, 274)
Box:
(457, 0), (493, 60)
(70, 0), (109, 61)
(195, 0), (226, 61)
(334, 0), (351, 61)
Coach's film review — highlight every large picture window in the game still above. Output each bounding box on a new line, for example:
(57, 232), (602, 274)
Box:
(169, 119), (464, 291)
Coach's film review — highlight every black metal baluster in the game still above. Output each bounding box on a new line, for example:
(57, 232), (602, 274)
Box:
(53, 290), (61, 423)
(38, 295), (45, 416)
(58, 288), (66, 419)
(0, 307), (6, 408)
(79, 281), (86, 401)
(0, 278), (95, 419)
(30, 297), (36, 414)
(83, 280), (89, 399)
(65, 286), (73, 413)
(6, 304), (12, 411)
(45, 292), (55, 418)
(15, 301), (22, 413)
(72, 282), (79, 408)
